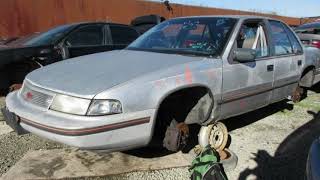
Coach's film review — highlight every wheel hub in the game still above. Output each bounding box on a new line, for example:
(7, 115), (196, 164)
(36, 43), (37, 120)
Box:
(198, 122), (228, 151)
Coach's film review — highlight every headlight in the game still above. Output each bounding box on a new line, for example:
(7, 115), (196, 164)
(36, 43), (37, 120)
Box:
(50, 94), (91, 115)
(87, 100), (122, 116)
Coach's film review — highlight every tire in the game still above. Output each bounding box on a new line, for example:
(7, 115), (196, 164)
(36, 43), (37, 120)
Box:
(0, 67), (10, 96)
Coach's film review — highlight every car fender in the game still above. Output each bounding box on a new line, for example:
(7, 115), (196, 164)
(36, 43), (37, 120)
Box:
(94, 59), (223, 122)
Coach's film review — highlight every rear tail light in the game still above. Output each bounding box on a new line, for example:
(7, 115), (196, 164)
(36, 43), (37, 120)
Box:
(311, 40), (320, 49)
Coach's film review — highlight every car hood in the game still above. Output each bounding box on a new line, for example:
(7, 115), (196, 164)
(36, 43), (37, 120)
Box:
(0, 45), (53, 68)
(26, 50), (201, 98)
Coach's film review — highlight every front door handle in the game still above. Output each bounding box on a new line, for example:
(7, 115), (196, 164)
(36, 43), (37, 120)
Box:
(298, 60), (302, 66)
(267, 64), (274, 72)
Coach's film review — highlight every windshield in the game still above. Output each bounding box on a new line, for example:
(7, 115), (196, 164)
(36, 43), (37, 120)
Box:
(5, 33), (40, 46)
(23, 24), (75, 46)
(128, 17), (237, 56)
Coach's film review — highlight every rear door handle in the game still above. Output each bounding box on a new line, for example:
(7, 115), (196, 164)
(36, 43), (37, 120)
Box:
(298, 60), (302, 66)
(267, 64), (274, 72)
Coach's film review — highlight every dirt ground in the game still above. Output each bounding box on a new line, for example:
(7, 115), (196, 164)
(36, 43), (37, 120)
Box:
(225, 85), (320, 180)
(0, 84), (319, 180)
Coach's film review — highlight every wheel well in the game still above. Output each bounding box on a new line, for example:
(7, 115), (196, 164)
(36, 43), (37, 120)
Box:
(152, 86), (213, 141)
(300, 66), (315, 88)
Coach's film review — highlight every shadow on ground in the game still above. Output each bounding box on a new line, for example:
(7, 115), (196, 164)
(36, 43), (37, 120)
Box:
(238, 111), (320, 180)
(223, 100), (294, 132)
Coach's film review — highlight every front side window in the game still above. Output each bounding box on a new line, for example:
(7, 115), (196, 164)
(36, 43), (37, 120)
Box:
(236, 21), (269, 58)
(110, 25), (139, 45)
(269, 20), (293, 55)
(65, 25), (104, 46)
(128, 17), (237, 57)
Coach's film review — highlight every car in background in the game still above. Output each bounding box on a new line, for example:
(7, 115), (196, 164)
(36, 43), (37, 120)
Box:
(306, 137), (320, 180)
(0, 22), (140, 95)
(1, 33), (40, 48)
(295, 22), (320, 49)
(295, 22), (320, 90)
(131, 14), (166, 34)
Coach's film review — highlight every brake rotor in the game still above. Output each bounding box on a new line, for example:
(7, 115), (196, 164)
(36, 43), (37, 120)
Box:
(292, 86), (304, 103)
(208, 122), (228, 151)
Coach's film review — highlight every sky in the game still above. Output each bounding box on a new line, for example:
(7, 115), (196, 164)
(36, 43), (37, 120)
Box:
(150, 0), (319, 18)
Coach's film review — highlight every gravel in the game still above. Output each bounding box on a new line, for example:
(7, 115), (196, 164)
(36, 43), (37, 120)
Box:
(0, 132), (65, 175)
(0, 87), (319, 179)
(68, 168), (190, 180)
(0, 97), (5, 121)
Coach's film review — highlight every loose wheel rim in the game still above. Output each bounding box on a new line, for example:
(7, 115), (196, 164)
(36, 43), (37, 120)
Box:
(208, 122), (228, 151)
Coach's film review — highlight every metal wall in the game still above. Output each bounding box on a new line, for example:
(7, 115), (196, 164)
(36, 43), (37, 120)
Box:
(0, 0), (300, 38)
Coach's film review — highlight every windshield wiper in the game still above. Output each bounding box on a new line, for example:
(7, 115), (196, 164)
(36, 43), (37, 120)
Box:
(127, 47), (215, 57)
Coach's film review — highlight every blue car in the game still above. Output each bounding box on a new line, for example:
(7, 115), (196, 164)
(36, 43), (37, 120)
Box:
(306, 137), (320, 180)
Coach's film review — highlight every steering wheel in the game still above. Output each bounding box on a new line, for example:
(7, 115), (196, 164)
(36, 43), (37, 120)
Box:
(65, 40), (72, 47)
(147, 37), (169, 48)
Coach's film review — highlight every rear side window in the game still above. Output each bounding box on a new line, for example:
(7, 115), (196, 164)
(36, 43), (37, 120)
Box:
(110, 25), (139, 45)
(282, 23), (303, 54)
(269, 20), (293, 55)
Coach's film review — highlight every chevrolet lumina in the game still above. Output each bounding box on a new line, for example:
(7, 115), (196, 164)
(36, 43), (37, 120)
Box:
(3, 16), (320, 152)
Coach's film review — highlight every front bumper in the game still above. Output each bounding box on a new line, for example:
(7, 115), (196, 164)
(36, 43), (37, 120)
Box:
(1, 107), (29, 135)
(5, 91), (156, 150)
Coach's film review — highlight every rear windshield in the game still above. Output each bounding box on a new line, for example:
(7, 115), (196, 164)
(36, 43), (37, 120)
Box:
(128, 17), (237, 57)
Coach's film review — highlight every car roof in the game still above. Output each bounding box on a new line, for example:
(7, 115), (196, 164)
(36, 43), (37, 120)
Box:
(67, 21), (131, 27)
(171, 15), (279, 21)
(297, 21), (320, 29)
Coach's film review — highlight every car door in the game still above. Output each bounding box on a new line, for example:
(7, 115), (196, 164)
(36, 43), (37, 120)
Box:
(221, 19), (274, 118)
(64, 24), (106, 58)
(267, 20), (302, 103)
(108, 25), (139, 50)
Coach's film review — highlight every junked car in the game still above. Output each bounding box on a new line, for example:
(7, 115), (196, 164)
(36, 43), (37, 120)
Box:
(3, 16), (320, 152)
(0, 22), (140, 95)
(306, 137), (320, 180)
(295, 22), (320, 49)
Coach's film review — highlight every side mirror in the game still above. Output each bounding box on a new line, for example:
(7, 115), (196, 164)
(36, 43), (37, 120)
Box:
(234, 48), (257, 62)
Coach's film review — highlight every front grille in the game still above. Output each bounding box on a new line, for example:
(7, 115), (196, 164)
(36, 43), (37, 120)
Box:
(20, 83), (54, 109)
